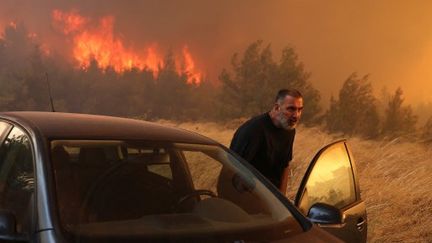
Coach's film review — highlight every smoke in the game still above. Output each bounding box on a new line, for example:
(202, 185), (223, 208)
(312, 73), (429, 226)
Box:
(1, 0), (432, 104)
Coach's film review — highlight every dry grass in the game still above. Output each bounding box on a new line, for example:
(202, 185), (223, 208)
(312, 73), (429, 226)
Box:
(156, 119), (432, 243)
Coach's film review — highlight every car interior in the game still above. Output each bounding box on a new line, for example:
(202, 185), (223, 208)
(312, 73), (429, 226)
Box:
(50, 141), (295, 241)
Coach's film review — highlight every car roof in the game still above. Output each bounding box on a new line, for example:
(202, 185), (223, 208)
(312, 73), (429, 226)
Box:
(0, 111), (216, 144)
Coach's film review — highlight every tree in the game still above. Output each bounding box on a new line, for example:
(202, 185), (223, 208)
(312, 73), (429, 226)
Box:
(325, 73), (380, 138)
(219, 40), (321, 124)
(219, 41), (276, 118)
(0, 23), (51, 111)
(382, 87), (417, 138)
(152, 51), (191, 119)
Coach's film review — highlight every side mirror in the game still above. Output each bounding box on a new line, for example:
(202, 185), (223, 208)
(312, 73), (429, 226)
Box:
(307, 202), (343, 225)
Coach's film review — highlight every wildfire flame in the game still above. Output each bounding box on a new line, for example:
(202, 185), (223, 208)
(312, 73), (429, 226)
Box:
(52, 10), (88, 35)
(180, 46), (202, 85)
(52, 9), (202, 84)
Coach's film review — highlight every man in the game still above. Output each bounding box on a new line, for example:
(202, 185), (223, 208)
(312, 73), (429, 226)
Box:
(230, 89), (303, 194)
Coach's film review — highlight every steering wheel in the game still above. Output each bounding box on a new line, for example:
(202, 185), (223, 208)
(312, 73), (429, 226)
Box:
(173, 189), (217, 212)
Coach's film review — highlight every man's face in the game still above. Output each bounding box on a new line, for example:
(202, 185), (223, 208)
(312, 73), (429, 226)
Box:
(275, 95), (303, 130)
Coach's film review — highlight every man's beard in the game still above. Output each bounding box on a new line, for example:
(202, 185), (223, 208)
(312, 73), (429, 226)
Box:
(278, 113), (297, 130)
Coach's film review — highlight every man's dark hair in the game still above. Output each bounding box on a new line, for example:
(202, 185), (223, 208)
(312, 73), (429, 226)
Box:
(275, 89), (303, 102)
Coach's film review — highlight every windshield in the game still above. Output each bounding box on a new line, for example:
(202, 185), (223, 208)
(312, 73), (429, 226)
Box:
(50, 140), (301, 242)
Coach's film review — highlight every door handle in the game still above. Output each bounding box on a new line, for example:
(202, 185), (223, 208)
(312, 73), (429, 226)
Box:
(356, 218), (366, 231)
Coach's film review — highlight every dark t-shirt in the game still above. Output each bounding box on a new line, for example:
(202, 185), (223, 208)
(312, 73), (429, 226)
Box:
(230, 113), (295, 187)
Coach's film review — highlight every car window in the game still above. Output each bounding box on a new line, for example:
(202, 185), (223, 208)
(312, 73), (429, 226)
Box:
(298, 142), (356, 214)
(182, 150), (222, 192)
(50, 140), (301, 242)
(0, 126), (34, 234)
(127, 147), (172, 180)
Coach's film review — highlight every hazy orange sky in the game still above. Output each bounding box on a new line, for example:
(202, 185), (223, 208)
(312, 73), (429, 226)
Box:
(2, 0), (432, 105)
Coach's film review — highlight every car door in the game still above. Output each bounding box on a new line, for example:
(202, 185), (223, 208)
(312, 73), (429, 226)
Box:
(294, 140), (367, 243)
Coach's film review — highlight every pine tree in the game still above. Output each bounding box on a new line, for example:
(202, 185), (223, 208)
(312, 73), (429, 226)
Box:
(325, 73), (380, 138)
(219, 40), (321, 123)
(382, 87), (417, 138)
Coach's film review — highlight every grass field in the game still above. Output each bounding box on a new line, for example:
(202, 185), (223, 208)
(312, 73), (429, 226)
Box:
(157, 119), (432, 243)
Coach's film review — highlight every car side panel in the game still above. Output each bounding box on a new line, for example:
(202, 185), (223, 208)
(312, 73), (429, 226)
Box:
(274, 225), (344, 243)
(320, 201), (367, 243)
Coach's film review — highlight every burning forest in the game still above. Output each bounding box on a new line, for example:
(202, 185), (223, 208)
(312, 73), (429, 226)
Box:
(51, 9), (202, 84)
(0, 5), (323, 124)
(0, 8), (211, 118)
(1, 6), (432, 141)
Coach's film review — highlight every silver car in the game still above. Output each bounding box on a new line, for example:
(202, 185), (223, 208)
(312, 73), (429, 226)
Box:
(0, 112), (367, 242)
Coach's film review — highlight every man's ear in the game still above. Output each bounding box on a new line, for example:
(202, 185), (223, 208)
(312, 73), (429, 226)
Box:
(273, 102), (280, 111)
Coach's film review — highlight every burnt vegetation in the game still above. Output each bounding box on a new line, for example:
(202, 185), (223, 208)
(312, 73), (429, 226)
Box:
(0, 23), (431, 140)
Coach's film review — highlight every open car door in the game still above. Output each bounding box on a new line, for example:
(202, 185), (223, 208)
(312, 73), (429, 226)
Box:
(294, 140), (367, 243)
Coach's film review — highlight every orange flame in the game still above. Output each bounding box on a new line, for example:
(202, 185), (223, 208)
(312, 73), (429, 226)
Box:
(52, 9), (88, 34)
(180, 46), (202, 85)
(52, 9), (202, 83)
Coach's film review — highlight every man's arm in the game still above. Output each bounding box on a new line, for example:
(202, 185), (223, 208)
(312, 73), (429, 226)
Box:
(279, 166), (290, 196)
(280, 129), (295, 195)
